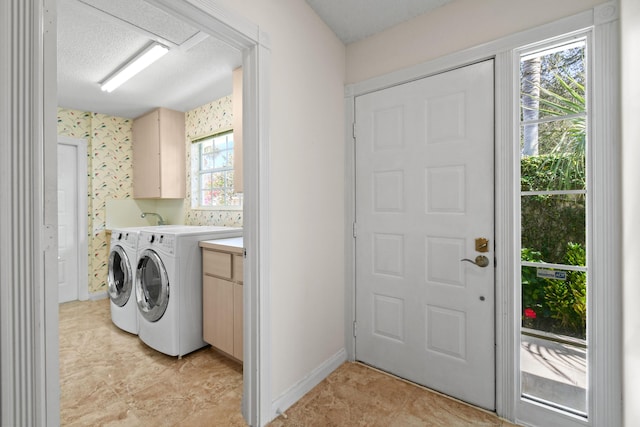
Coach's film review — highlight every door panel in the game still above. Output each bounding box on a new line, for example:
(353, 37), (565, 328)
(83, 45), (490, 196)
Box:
(57, 143), (79, 303)
(355, 60), (495, 410)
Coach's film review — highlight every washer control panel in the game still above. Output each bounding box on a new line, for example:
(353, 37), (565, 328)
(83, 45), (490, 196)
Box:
(112, 230), (138, 251)
(142, 232), (175, 255)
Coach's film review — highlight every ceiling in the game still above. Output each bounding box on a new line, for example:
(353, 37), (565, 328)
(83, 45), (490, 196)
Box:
(57, 0), (243, 118)
(305, 0), (452, 44)
(57, 0), (453, 119)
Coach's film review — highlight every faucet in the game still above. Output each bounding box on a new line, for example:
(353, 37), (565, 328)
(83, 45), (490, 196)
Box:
(141, 212), (166, 225)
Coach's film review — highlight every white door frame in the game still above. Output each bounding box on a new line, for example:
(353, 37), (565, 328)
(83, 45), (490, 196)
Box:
(0, 1), (271, 426)
(345, 4), (620, 426)
(57, 136), (89, 302)
(143, 2), (272, 423)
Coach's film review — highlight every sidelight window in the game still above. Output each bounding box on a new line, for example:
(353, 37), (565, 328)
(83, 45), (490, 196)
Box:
(518, 38), (589, 418)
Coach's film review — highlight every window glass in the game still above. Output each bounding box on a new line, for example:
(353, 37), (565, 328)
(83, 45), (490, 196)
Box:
(191, 131), (242, 209)
(521, 193), (586, 264)
(519, 39), (588, 417)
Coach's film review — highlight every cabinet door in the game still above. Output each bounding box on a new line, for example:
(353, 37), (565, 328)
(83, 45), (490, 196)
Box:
(233, 283), (243, 361)
(133, 110), (161, 198)
(233, 254), (243, 283)
(203, 250), (232, 279)
(158, 108), (185, 198)
(203, 275), (234, 355)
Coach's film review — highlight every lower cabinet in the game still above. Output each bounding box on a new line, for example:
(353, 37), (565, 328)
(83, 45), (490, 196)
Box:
(202, 248), (243, 362)
(233, 282), (243, 360)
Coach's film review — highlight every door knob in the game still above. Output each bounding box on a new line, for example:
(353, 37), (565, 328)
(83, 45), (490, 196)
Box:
(461, 255), (490, 268)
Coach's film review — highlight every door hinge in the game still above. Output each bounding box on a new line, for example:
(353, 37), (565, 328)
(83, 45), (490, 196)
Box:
(352, 222), (357, 238)
(353, 321), (358, 337)
(352, 122), (356, 140)
(244, 248), (247, 258)
(41, 224), (55, 252)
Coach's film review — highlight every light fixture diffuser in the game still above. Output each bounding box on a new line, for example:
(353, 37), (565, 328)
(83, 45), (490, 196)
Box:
(100, 43), (169, 93)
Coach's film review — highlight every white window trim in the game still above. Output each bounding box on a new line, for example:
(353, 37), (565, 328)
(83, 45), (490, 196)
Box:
(514, 30), (592, 427)
(192, 205), (244, 212)
(344, 3), (620, 427)
(191, 131), (243, 210)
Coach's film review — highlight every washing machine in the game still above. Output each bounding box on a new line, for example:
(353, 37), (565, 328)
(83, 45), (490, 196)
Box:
(135, 225), (242, 357)
(108, 226), (148, 334)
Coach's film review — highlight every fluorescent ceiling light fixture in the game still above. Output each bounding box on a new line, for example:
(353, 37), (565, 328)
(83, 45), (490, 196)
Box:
(100, 43), (169, 93)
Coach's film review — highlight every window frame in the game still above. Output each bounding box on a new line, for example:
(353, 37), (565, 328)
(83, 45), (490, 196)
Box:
(504, 14), (620, 424)
(190, 130), (243, 211)
(516, 35), (590, 421)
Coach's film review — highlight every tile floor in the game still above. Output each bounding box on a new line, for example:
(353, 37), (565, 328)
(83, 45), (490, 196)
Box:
(60, 299), (519, 426)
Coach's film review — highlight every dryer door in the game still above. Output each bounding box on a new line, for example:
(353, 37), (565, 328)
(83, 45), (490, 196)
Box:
(136, 249), (170, 322)
(108, 245), (133, 307)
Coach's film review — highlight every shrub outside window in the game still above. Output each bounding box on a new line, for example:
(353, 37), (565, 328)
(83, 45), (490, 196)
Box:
(518, 38), (588, 417)
(191, 131), (242, 209)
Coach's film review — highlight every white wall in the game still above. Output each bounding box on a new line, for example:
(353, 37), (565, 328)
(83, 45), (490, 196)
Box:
(621, 0), (640, 425)
(346, 0), (605, 84)
(213, 0), (347, 405)
(210, 0), (628, 420)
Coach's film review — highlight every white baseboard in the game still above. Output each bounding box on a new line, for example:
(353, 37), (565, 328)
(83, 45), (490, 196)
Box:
(89, 291), (108, 301)
(270, 347), (347, 421)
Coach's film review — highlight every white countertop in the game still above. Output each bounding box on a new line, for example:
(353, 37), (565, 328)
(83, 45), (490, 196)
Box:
(199, 237), (244, 254)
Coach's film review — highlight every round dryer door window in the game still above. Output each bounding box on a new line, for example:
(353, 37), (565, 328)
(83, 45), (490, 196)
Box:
(136, 249), (170, 322)
(108, 246), (132, 307)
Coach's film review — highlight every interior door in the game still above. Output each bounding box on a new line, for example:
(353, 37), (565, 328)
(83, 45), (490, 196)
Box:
(57, 143), (79, 303)
(354, 60), (495, 410)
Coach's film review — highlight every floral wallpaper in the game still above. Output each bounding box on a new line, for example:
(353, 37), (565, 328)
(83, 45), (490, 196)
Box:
(57, 108), (133, 295)
(57, 96), (242, 296)
(184, 95), (243, 227)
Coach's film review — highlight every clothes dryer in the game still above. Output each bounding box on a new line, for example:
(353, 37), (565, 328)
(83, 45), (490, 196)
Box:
(135, 225), (242, 357)
(108, 227), (148, 334)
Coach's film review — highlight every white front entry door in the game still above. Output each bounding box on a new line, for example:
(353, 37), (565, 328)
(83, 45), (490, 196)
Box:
(57, 143), (79, 303)
(354, 60), (495, 410)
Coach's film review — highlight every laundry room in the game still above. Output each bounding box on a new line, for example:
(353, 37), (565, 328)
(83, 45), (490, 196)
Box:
(56, 0), (248, 423)
(56, 0), (244, 300)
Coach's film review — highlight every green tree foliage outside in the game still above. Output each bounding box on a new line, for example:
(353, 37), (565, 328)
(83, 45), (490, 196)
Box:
(521, 244), (586, 339)
(520, 43), (587, 339)
(520, 155), (585, 264)
(520, 153), (586, 339)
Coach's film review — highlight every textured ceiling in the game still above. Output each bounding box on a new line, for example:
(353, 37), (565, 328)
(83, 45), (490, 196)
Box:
(78, 0), (201, 45)
(305, 0), (453, 44)
(58, 0), (454, 118)
(57, 0), (242, 118)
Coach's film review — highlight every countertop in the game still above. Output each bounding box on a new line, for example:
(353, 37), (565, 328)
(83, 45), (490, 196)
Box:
(199, 237), (244, 254)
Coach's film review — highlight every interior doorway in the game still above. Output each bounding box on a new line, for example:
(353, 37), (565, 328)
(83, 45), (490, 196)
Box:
(49, 1), (270, 425)
(57, 136), (88, 303)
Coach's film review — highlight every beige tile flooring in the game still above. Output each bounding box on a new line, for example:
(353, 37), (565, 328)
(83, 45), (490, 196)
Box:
(60, 299), (519, 426)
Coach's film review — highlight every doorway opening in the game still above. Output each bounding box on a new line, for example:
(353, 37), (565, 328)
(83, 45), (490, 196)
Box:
(51, 1), (270, 425)
(57, 136), (88, 303)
